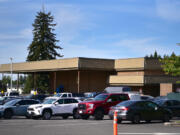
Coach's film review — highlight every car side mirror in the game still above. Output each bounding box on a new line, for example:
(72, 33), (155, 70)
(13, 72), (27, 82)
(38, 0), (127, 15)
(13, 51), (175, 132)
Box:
(107, 99), (112, 103)
(54, 102), (59, 105)
(16, 103), (20, 107)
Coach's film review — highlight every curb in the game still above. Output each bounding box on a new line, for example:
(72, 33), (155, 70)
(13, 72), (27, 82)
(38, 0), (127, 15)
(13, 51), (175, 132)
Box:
(164, 121), (180, 126)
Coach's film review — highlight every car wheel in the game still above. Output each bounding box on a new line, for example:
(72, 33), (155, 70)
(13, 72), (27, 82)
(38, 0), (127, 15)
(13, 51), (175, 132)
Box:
(145, 120), (151, 123)
(4, 110), (13, 119)
(132, 115), (140, 124)
(117, 119), (122, 124)
(42, 110), (51, 120)
(163, 114), (170, 122)
(81, 115), (89, 120)
(25, 115), (31, 119)
(62, 115), (69, 119)
(94, 109), (104, 120)
(73, 109), (80, 119)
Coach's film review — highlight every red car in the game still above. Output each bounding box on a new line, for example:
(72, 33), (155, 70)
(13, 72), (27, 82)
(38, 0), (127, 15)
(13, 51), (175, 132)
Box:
(78, 93), (129, 120)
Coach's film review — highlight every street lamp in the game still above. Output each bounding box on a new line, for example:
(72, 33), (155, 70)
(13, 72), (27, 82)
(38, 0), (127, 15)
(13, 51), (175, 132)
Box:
(10, 57), (13, 91)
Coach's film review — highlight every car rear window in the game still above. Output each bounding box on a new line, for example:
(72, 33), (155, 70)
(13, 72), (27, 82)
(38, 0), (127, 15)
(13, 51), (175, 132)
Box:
(116, 100), (135, 107)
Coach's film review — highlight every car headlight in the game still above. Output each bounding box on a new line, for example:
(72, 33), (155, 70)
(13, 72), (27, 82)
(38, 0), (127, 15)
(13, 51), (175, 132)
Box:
(87, 104), (94, 109)
(35, 106), (42, 109)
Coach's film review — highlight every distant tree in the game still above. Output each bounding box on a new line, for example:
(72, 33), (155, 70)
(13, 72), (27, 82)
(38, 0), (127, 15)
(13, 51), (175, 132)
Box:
(25, 10), (62, 93)
(160, 52), (180, 76)
(145, 50), (161, 59)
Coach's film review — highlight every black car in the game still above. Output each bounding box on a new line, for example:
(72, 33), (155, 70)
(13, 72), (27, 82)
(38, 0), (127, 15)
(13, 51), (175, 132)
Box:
(25, 94), (48, 103)
(108, 100), (172, 124)
(154, 99), (180, 117)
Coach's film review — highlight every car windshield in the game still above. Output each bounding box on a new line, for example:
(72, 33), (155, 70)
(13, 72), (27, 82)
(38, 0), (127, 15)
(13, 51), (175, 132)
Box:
(116, 100), (135, 107)
(42, 99), (57, 104)
(53, 93), (62, 97)
(93, 94), (108, 101)
(4, 99), (19, 106)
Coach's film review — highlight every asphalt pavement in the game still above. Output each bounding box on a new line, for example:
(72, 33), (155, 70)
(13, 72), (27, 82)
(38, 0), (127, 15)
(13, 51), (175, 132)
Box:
(0, 116), (180, 135)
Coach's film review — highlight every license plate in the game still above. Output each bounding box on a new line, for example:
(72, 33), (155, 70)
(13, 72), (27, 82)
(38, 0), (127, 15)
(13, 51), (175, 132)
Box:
(79, 110), (83, 114)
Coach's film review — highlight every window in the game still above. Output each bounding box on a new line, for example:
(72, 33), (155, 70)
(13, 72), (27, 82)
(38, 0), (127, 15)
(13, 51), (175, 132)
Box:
(146, 102), (158, 109)
(71, 99), (78, 103)
(26, 100), (39, 105)
(172, 100), (180, 106)
(62, 94), (67, 97)
(68, 94), (71, 97)
(57, 99), (63, 104)
(64, 99), (74, 104)
(17, 100), (26, 105)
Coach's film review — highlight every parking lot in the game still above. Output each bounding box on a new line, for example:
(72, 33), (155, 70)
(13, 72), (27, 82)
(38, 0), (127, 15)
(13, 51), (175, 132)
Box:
(0, 116), (180, 135)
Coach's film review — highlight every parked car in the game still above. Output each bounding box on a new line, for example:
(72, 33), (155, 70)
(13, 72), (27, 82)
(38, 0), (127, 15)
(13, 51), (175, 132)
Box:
(27, 97), (81, 120)
(0, 96), (23, 105)
(0, 99), (39, 119)
(25, 94), (48, 103)
(78, 93), (130, 120)
(83, 92), (101, 101)
(53, 93), (73, 98)
(108, 100), (172, 124)
(153, 99), (180, 117)
(140, 95), (154, 101)
(4, 91), (19, 97)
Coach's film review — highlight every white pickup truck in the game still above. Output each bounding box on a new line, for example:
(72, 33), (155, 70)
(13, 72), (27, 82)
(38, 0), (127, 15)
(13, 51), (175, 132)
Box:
(27, 97), (81, 120)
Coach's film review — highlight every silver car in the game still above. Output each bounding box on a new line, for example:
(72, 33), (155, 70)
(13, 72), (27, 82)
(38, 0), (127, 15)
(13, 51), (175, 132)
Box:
(0, 99), (39, 119)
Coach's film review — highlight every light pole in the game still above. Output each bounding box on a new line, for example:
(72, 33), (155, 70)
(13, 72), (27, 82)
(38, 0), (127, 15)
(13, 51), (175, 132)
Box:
(10, 57), (13, 91)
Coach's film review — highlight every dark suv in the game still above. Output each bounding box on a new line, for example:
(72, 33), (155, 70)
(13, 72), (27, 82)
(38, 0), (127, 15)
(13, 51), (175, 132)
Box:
(78, 93), (129, 120)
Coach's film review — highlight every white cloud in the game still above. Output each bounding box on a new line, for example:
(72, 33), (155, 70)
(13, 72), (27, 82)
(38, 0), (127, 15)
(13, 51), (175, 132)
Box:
(156, 0), (180, 21)
(113, 37), (177, 56)
(0, 28), (32, 40)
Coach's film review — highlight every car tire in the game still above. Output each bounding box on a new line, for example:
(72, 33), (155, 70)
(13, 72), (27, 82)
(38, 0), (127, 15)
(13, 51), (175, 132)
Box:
(81, 115), (89, 120)
(163, 114), (170, 122)
(132, 114), (140, 124)
(42, 110), (51, 120)
(73, 109), (80, 119)
(145, 120), (151, 123)
(62, 115), (69, 119)
(4, 109), (13, 119)
(25, 115), (31, 119)
(94, 109), (104, 120)
(117, 119), (122, 124)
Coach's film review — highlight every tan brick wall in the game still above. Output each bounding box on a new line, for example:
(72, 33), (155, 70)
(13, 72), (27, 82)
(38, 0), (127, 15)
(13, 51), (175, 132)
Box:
(160, 83), (173, 96)
(115, 58), (144, 70)
(117, 71), (144, 76)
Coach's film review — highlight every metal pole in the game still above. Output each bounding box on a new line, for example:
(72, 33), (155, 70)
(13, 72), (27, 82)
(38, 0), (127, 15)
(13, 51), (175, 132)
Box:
(10, 57), (13, 91)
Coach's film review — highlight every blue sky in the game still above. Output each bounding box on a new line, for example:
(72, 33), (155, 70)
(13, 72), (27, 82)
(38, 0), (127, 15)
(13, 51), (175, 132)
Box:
(0, 0), (180, 64)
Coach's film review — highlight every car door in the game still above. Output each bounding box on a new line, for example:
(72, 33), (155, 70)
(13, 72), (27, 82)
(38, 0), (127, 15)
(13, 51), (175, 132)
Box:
(171, 100), (180, 117)
(54, 99), (65, 114)
(134, 102), (150, 120)
(14, 100), (27, 116)
(63, 99), (75, 114)
(146, 101), (163, 120)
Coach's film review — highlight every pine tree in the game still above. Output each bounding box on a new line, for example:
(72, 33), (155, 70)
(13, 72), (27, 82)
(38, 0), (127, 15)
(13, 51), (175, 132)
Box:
(25, 10), (62, 93)
(27, 11), (62, 61)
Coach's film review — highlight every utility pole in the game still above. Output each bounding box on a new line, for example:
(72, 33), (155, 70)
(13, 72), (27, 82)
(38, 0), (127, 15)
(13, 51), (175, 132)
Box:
(10, 57), (13, 91)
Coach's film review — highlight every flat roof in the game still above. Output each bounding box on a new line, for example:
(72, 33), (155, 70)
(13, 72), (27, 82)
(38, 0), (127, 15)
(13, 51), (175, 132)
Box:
(0, 57), (162, 73)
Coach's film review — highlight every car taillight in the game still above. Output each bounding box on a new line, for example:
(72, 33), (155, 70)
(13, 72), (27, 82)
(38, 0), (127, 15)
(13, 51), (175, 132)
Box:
(120, 107), (129, 111)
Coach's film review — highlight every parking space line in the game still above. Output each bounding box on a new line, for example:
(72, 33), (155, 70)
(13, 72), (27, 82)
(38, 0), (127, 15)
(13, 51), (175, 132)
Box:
(118, 133), (180, 135)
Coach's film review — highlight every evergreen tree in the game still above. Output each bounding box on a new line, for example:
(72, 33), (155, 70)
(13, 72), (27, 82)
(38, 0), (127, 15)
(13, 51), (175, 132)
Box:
(25, 10), (62, 93)
(27, 11), (62, 61)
